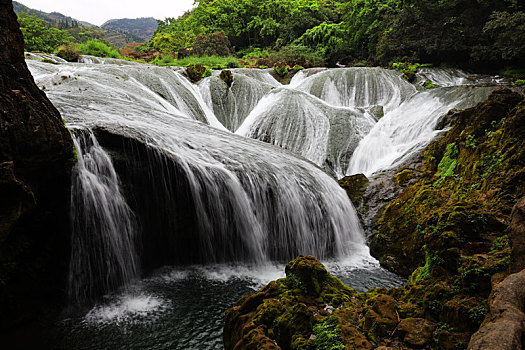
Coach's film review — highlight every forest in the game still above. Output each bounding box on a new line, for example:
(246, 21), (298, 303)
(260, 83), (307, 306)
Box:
(16, 0), (525, 74)
(147, 0), (525, 70)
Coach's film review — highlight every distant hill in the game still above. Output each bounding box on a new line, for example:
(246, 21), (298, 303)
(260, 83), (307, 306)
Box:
(13, 1), (154, 47)
(102, 18), (158, 42)
(13, 1), (96, 27)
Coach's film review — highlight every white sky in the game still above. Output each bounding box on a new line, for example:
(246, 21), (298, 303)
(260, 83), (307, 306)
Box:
(16, 0), (196, 26)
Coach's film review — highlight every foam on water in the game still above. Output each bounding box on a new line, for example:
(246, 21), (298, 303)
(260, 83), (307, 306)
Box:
(84, 293), (169, 325)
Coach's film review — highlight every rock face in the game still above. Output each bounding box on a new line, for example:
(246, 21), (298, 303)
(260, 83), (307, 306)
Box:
(511, 196), (525, 273)
(0, 0), (73, 333)
(468, 269), (525, 350)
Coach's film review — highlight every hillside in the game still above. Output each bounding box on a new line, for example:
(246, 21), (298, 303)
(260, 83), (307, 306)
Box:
(13, 1), (151, 47)
(13, 1), (95, 27)
(102, 17), (158, 42)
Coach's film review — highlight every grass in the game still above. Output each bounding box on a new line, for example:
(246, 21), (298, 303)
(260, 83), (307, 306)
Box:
(77, 39), (121, 59)
(152, 55), (241, 69)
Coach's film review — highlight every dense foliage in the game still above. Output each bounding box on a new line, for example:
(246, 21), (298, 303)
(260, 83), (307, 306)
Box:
(147, 0), (524, 69)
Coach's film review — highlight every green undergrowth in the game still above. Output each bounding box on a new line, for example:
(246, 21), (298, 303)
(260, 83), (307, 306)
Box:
(152, 54), (241, 70)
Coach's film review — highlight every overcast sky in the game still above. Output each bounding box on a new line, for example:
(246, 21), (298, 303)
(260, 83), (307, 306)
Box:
(16, 0), (196, 26)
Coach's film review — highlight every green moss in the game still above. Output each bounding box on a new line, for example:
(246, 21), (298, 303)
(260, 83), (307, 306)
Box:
(516, 79), (525, 86)
(424, 79), (436, 89)
(410, 245), (437, 284)
(293, 65), (304, 73)
(313, 318), (345, 350)
(490, 236), (509, 252)
(465, 134), (476, 149)
(434, 143), (459, 186)
(274, 64), (289, 77)
(468, 305), (488, 325)
(479, 151), (504, 178)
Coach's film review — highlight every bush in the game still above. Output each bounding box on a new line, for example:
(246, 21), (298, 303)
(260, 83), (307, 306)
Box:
(193, 31), (232, 57)
(57, 43), (80, 62)
(269, 44), (324, 67)
(77, 39), (121, 59)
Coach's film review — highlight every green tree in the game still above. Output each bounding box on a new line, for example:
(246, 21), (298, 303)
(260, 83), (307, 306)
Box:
(17, 12), (71, 53)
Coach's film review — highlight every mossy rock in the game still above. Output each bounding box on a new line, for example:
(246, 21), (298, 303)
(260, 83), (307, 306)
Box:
(338, 174), (369, 205)
(397, 317), (435, 347)
(219, 69), (233, 88)
(185, 63), (211, 83)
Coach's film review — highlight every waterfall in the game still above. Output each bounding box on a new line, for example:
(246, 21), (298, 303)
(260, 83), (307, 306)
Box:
(69, 130), (139, 304)
(27, 58), (505, 304)
(347, 85), (499, 176)
(236, 88), (375, 177)
(28, 59), (370, 302)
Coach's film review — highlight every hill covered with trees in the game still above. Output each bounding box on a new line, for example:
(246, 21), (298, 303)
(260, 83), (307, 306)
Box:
(147, 0), (524, 71)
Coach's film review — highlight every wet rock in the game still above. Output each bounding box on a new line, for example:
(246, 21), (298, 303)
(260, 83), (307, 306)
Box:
(369, 105), (384, 120)
(362, 295), (399, 339)
(510, 196), (525, 273)
(223, 256), (358, 350)
(337, 173), (369, 206)
(397, 318), (435, 347)
(468, 269), (525, 350)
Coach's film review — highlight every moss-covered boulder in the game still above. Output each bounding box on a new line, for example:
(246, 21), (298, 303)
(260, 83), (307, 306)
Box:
(185, 63), (211, 83)
(338, 174), (369, 205)
(219, 69), (234, 88)
(224, 256), (360, 349)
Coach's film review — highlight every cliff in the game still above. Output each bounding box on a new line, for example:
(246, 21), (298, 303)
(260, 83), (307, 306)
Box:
(0, 0), (73, 336)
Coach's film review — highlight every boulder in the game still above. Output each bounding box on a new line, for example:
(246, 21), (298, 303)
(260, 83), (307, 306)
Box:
(397, 318), (435, 347)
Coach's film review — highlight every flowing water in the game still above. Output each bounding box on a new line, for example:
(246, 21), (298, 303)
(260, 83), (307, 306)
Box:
(25, 56), (506, 349)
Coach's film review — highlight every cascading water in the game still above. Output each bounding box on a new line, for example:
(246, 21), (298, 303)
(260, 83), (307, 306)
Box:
(28, 58), (370, 269)
(25, 57), (505, 349)
(347, 84), (500, 176)
(69, 130), (139, 304)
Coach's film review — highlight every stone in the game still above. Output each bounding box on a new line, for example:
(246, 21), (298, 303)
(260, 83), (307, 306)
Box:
(397, 318), (435, 347)
(510, 196), (525, 273)
(369, 105), (384, 120)
(468, 269), (525, 350)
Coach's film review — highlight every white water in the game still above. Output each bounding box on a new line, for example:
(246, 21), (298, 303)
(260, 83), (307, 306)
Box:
(69, 131), (139, 304)
(27, 58), (505, 306)
(347, 85), (498, 176)
(28, 59), (373, 303)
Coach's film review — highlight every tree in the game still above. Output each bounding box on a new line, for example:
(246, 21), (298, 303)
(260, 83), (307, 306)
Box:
(17, 12), (71, 53)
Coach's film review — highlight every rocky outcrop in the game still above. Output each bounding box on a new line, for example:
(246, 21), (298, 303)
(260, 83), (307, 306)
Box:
(468, 197), (525, 349)
(468, 269), (525, 350)
(0, 0), (73, 334)
(511, 196), (525, 273)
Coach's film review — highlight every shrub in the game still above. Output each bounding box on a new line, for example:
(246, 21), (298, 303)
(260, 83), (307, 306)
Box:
(269, 44), (324, 67)
(185, 63), (211, 83)
(193, 31), (232, 57)
(57, 43), (80, 62)
(77, 39), (121, 59)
